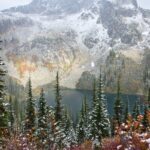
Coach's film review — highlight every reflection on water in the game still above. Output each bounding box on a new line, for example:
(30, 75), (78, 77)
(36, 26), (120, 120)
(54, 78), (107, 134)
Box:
(45, 89), (143, 121)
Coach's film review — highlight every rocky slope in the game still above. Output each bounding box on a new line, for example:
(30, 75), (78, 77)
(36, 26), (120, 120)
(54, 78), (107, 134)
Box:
(0, 0), (150, 91)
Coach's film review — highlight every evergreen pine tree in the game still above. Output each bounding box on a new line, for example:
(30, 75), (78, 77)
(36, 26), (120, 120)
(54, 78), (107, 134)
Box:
(87, 78), (98, 140)
(8, 96), (14, 133)
(97, 72), (111, 137)
(110, 117), (115, 137)
(92, 78), (97, 108)
(63, 108), (77, 148)
(20, 104), (25, 133)
(38, 88), (47, 128)
(132, 102), (137, 119)
(114, 76), (123, 125)
(53, 72), (65, 149)
(13, 98), (25, 132)
(45, 106), (55, 149)
(0, 40), (8, 138)
(142, 88), (150, 128)
(83, 96), (89, 124)
(132, 101), (140, 120)
(88, 72), (111, 149)
(54, 72), (62, 122)
(24, 77), (36, 132)
(37, 88), (48, 148)
(76, 99), (87, 145)
(124, 100), (129, 123)
(142, 105), (149, 128)
(148, 88), (150, 109)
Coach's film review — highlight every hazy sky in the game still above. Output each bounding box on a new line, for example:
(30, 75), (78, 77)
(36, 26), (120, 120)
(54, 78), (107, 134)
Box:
(0, 0), (32, 10)
(0, 0), (149, 11)
(137, 0), (150, 9)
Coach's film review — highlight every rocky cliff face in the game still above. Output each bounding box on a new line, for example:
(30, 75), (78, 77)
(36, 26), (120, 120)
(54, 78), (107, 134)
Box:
(0, 0), (150, 90)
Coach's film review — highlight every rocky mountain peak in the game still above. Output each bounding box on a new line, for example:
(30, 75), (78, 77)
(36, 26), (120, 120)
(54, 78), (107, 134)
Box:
(4, 0), (139, 16)
(109, 0), (138, 8)
(6, 0), (93, 15)
(120, 0), (137, 7)
(0, 0), (150, 88)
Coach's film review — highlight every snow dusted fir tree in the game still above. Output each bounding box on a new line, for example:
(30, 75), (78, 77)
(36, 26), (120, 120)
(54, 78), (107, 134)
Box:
(97, 72), (111, 137)
(132, 101), (140, 120)
(63, 108), (77, 148)
(142, 89), (150, 128)
(0, 40), (8, 140)
(83, 96), (89, 125)
(24, 77), (36, 132)
(54, 72), (63, 122)
(45, 106), (55, 148)
(124, 99), (129, 123)
(54, 72), (65, 149)
(114, 75), (123, 125)
(87, 78), (99, 140)
(37, 88), (48, 148)
(14, 98), (21, 133)
(87, 72), (111, 149)
(76, 97), (89, 145)
(8, 96), (14, 134)
(142, 105), (149, 128)
(148, 88), (150, 109)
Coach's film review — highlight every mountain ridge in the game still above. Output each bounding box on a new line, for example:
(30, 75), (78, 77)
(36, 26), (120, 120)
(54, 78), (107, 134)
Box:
(0, 0), (149, 91)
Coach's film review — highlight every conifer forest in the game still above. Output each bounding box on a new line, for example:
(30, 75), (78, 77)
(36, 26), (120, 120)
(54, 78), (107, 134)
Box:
(0, 0), (150, 150)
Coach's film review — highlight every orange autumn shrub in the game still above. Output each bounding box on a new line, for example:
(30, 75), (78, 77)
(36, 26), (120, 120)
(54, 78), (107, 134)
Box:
(102, 137), (121, 150)
(147, 110), (150, 124)
(131, 134), (148, 150)
(80, 140), (92, 150)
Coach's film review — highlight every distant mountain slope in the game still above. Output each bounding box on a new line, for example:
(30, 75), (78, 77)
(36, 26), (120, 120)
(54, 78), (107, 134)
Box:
(0, 0), (149, 92)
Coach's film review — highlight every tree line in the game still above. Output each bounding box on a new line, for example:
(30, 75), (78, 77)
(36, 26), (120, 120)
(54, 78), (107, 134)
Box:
(0, 42), (150, 149)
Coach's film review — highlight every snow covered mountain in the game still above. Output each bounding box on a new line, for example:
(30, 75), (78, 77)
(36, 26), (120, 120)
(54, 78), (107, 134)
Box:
(0, 0), (150, 89)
